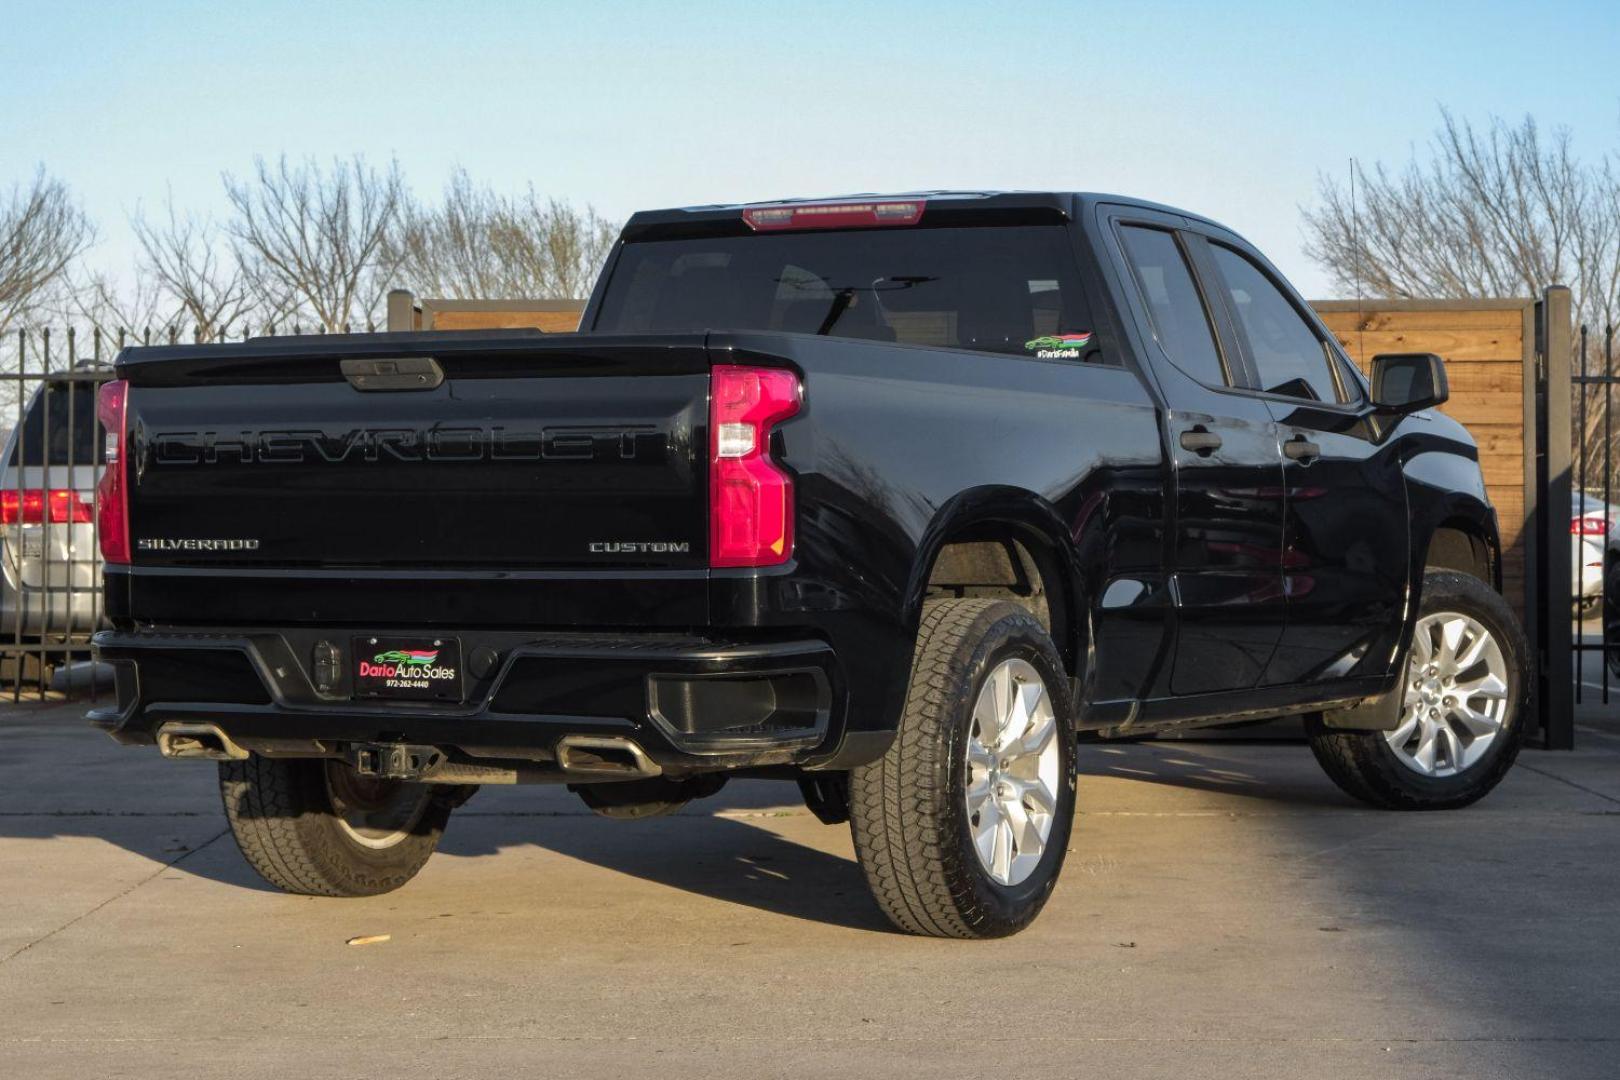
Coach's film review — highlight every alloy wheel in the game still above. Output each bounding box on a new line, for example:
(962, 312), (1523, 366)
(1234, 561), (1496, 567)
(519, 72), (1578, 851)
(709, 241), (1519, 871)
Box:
(1387, 612), (1510, 777)
(964, 657), (1062, 886)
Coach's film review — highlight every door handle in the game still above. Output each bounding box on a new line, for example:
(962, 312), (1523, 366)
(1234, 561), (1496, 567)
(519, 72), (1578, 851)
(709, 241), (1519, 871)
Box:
(1178, 427), (1222, 456)
(1283, 436), (1321, 463)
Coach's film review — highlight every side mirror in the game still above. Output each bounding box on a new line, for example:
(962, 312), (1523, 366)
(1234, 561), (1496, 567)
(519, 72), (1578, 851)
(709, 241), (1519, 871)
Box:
(1370, 352), (1448, 413)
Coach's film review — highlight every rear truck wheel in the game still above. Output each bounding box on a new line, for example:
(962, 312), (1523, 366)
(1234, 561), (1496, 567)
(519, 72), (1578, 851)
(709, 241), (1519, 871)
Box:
(218, 757), (452, 896)
(1307, 570), (1528, 811)
(850, 599), (1077, 938)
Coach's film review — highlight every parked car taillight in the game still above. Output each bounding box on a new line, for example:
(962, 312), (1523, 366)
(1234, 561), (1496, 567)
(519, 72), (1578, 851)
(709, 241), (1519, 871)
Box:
(0, 488), (92, 525)
(709, 365), (802, 568)
(1572, 514), (1609, 536)
(96, 379), (130, 564)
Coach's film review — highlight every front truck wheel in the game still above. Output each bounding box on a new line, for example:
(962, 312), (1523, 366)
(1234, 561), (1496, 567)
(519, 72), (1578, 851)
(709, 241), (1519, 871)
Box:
(219, 757), (452, 896)
(850, 599), (1077, 938)
(1308, 570), (1529, 811)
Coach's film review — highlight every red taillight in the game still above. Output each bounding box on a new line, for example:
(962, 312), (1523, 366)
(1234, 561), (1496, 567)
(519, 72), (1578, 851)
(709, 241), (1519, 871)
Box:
(1573, 515), (1609, 536)
(1, 489), (40, 525)
(0, 489), (92, 525)
(55, 489), (92, 524)
(742, 199), (925, 232)
(96, 379), (130, 564)
(709, 365), (802, 568)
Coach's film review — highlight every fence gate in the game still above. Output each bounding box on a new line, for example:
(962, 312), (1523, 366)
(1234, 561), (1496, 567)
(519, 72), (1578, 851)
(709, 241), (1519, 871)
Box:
(1, 329), (117, 701)
(2, 324), (311, 701)
(1562, 288), (1620, 746)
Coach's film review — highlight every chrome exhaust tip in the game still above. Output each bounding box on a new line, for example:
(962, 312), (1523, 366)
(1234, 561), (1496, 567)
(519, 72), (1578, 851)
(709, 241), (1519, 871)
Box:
(157, 722), (250, 761)
(555, 735), (662, 779)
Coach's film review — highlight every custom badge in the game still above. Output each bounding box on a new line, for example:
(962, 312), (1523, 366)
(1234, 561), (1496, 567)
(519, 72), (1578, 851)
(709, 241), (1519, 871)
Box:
(1025, 332), (1093, 359)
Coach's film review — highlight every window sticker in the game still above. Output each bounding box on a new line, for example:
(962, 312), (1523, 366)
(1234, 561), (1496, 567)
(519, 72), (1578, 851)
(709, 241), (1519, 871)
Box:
(1025, 332), (1092, 359)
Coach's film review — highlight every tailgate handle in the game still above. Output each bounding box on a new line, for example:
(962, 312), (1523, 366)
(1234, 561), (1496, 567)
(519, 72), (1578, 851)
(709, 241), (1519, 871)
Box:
(340, 357), (444, 391)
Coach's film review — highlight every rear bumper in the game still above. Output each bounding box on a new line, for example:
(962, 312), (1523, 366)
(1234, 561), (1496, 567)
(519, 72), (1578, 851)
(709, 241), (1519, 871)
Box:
(0, 586), (101, 640)
(89, 627), (884, 775)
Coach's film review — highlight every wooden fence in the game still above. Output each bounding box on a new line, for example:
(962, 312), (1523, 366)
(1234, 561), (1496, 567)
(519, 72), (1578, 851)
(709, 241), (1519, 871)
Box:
(385, 291), (586, 333)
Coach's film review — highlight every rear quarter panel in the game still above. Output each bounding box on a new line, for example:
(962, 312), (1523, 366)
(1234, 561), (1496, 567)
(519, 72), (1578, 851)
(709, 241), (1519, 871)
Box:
(709, 332), (1168, 741)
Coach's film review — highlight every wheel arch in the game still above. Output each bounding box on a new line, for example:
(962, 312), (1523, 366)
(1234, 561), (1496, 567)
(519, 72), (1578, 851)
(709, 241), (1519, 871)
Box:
(1416, 496), (1502, 592)
(1424, 518), (1499, 588)
(904, 487), (1085, 677)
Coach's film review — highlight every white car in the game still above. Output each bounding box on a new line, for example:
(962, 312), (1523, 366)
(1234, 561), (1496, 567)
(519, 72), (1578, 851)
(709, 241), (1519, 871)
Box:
(1, 377), (105, 681)
(1574, 492), (1617, 615)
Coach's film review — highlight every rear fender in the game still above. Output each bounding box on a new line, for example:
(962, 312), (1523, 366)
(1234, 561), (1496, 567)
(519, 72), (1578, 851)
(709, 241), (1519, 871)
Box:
(905, 487), (1085, 673)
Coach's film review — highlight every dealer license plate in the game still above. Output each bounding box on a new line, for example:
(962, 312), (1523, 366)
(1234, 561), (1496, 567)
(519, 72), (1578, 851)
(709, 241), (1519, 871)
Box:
(353, 636), (463, 702)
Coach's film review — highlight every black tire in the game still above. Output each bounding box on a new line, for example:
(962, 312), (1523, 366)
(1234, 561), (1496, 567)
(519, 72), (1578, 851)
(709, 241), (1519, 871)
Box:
(1307, 571), (1528, 811)
(218, 756), (451, 896)
(850, 599), (1077, 938)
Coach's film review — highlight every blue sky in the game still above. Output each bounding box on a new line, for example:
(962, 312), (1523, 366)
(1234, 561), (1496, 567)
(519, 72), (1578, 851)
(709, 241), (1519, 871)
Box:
(3, 0), (1618, 298)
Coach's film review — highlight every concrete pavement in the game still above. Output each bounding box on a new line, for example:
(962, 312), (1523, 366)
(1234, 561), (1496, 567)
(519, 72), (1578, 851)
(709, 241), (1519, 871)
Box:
(0, 701), (1616, 1079)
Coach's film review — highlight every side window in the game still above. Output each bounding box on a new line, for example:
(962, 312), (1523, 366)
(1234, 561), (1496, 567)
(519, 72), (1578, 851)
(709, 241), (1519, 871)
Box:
(1118, 225), (1228, 386)
(1209, 244), (1343, 403)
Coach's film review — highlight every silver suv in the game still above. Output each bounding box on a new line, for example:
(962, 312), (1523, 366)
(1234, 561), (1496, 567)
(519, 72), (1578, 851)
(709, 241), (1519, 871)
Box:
(1, 377), (106, 678)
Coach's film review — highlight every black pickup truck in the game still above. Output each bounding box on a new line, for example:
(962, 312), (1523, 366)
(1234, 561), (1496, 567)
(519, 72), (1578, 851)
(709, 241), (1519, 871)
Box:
(90, 192), (1527, 938)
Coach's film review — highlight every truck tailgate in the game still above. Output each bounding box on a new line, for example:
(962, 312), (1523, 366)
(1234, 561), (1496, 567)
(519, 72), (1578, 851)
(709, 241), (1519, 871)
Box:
(114, 332), (711, 625)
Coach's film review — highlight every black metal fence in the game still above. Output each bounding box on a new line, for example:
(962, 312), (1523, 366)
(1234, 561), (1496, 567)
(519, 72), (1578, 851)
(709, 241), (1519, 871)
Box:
(1572, 321), (1617, 712)
(1, 328), (116, 700)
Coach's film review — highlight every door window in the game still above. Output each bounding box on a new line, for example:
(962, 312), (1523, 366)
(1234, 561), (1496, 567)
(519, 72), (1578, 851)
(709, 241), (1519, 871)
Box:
(1118, 226), (1228, 386)
(1209, 244), (1343, 403)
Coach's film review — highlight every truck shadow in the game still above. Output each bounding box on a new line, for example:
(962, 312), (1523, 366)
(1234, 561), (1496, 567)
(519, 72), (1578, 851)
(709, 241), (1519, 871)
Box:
(1080, 737), (1356, 808)
(0, 784), (896, 926)
(437, 781), (894, 934)
(443, 811), (891, 934)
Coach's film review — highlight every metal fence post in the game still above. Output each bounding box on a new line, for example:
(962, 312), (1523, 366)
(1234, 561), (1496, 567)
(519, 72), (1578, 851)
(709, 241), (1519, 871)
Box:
(1538, 285), (1575, 749)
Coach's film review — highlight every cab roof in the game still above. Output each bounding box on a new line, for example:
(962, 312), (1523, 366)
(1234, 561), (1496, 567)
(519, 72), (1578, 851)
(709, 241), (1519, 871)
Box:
(620, 191), (1230, 241)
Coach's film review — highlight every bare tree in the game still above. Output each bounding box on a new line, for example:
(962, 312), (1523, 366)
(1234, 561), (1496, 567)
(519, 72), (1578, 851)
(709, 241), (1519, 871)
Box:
(62, 268), (181, 343)
(519, 193), (618, 298)
(1304, 112), (1620, 319)
(224, 155), (404, 331)
(0, 167), (93, 335)
(132, 194), (253, 341)
(1303, 110), (1620, 465)
(390, 168), (617, 300)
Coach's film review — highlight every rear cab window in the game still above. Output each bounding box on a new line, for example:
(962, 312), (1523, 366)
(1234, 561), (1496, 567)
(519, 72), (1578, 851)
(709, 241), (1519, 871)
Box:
(1116, 225), (1229, 387)
(594, 223), (1110, 364)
